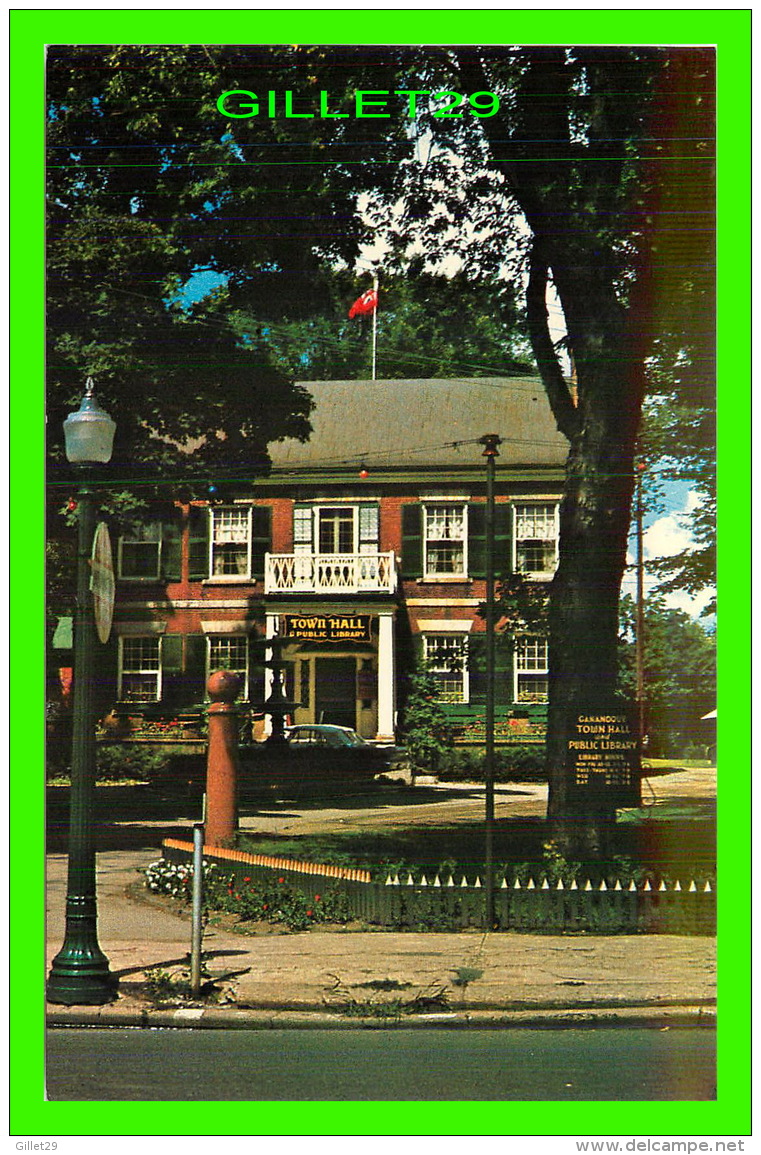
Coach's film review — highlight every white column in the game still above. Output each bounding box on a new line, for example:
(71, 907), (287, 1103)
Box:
(263, 613), (278, 737)
(376, 611), (396, 741)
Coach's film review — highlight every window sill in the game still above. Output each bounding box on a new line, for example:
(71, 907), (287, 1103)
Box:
(201, 576), (256, 585)
(417, 576), (471, 584)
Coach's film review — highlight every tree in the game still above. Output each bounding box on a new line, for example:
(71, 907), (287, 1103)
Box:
(618, 595), (716, 757)
(234, 267), (533, 381)
(400, 669), (457, 777)
(441, 47), (715, 852)
(636, 394), (716, 616)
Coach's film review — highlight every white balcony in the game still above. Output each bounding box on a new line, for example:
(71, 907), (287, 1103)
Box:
(264, 552), (398, 595)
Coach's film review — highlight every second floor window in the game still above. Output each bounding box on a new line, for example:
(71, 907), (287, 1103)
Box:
(292, 503), (380, 556)
(211, 507), (250, 576)
(514, 503), (559, 577)
(424, 504), (467, 578)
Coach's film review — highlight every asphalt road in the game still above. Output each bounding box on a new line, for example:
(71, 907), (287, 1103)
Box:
(46, 1027), (716, 1102)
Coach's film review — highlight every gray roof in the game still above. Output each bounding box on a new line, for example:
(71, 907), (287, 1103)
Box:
(269, 378), (569, 472)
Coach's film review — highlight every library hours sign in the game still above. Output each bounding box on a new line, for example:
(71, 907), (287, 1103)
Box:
(565, 707), (641, 807)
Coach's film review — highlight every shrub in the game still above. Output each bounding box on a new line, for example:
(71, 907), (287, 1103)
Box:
(96, 744), (174, 782)
(437, 744), (546, 782)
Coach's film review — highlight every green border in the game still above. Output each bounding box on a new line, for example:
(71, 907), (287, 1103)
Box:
(13, 7), (750, 1138)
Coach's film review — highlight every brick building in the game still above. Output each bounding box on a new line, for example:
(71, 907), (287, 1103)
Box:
(106, 378), (567, 744)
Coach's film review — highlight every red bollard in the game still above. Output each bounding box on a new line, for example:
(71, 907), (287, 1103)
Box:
(205, 670), (241, 847)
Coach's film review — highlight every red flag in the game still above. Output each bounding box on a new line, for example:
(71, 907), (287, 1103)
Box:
(348, 288), (378, 318)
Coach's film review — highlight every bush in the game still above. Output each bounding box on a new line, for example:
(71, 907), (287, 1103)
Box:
(437, 744), (546, 782)
(96, 743), (175, 782)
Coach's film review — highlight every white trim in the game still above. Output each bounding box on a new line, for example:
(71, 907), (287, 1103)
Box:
(421, 631), (470, 704)
(206, 633), (250, 700)
(406, 598), (481, 607)
(417, 620), (473, 633)
(422, 501), (468, 581)
(199, 620), (249, 635)
(512, 500), (560, 578)
(117, 634), (163, 702)
(209, 505), (253, 580)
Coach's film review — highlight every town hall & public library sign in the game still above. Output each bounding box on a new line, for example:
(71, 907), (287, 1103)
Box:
(283, 613), (372, 643)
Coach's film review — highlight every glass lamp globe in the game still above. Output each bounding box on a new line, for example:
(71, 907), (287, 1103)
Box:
(63, 378), (117, 464)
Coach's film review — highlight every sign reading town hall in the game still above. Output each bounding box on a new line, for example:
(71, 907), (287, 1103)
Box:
(283, 614), (373, 643)
(565, 706), (641, 807)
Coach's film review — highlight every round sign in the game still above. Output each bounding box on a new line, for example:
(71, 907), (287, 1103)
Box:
(90, 522), (115, 643)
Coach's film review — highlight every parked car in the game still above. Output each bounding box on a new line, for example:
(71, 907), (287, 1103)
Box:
(284, 724), (407, 772)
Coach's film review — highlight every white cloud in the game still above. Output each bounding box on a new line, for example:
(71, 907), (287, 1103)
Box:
(624, 490), (715, 619)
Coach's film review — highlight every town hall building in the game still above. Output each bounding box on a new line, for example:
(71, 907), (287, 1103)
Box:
(106, 378), (568, 745)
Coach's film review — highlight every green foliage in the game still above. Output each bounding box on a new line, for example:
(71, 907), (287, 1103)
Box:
(436, 744), (546, 783)
(399, 669), (457, 774)
(619, 593), (716, 756)
(636, 397), (716, 616)
(241, 269), (533, 382)
(146, 860), (353, 931)
(96, 744), (175, 782)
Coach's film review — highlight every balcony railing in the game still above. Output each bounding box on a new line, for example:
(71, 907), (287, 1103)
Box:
(264, 552), (398, 595)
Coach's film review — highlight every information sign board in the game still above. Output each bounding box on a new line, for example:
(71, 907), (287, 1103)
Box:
(565, 705), (641, 807)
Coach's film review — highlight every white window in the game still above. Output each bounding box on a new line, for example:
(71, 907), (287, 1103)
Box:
(514, 503), (559, 577)
(515, 636), (549, 703)
(119, 523), (161, 580)
(207, 635), (249, 698)
(423, 504), (467, 578)
(210, 506), (251, 578)
(119, 636), (161, 702)
(423, 634), (468, 703)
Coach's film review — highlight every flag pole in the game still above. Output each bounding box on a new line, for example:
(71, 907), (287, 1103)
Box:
(371, 274), (379, 381)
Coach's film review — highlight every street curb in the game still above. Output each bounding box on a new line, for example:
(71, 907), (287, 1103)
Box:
(46, 1003), (716, 1031)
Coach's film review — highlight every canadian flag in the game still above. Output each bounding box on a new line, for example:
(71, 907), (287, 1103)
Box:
(348, 288), (378, 318)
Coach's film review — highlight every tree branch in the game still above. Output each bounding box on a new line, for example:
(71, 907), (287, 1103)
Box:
(526, 244), (582, 440)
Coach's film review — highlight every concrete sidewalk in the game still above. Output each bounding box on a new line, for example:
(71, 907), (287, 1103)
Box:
(45, 847), (716, 1030)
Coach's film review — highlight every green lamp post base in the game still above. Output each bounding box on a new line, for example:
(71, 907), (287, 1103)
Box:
(47, 896), (118, 1006)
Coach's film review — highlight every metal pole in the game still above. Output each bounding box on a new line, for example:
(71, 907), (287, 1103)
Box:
(190, 823), (204, 997)
(371, 275), (379, 381)
(635, 467), (646, 746)
(480, 434), (502, 929)
(47, 482), (116, 1004)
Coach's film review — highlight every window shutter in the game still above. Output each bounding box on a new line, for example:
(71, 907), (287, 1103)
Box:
(161, 634), (183, 673)
(468, 503), (486, 578)
(293, 504), (313, 553)
(188, 507), (210, 580)
(401, 504), (423, 577)
(160, 519), (182, 582)
(359, 503), (380, 551)
(160, 633), (183, 707)
(468, 503), (512, 580)
(251, 506), (272, 578)
(494, 503), (512, 580)
(495, 635), (513, 705)
(95, 633), (119, 714)
(185, 634), (208, 704)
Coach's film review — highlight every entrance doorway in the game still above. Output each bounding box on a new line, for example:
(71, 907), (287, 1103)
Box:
(315, 657), (356, 729)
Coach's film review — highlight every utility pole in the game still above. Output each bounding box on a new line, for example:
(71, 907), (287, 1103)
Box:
(480, 433), (502, 929)
(635, 464), (646, 747)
